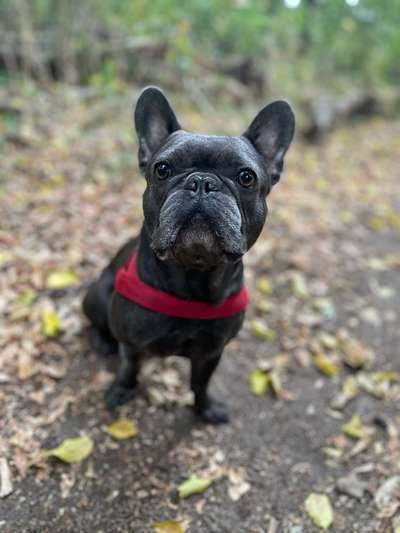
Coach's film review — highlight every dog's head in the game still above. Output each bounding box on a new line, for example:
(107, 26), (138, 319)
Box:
(134, 87), (295, 270)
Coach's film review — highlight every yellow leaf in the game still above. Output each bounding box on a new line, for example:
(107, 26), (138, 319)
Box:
(256, 277), (273, 295)
(43, 436), (93, 464)
(322, 447), (342, 459)
(305, 493), (334, 530)
(250, 320), (276, 341)
(105, 419), (138, 440)
(357, 373), (387, 399)
(256, 299), (272, 313)
(330, 376), (358, 410)
(249, 368), (270, 396)
(342, 375), (359, 399)
(314, 351), (339, 377)
(341, 414), (366, 439)
(315, 177), (328, 189)
(18, 289), (36, 306)
(292, 272), (309, 299)
(367, 216), (386, 231)
(340, 336), (374, 369)
(0, 251), (12, 266)
(41, 310), (61, 337)
(319, 333), (337, 350)
(178, 474), (213, 499)
(46, 270), (79, 290)
(370, 371), (399, 383)
(154, 520), (184, 533)
(270, 370), (285, 399)
(339, 210), (354, 224)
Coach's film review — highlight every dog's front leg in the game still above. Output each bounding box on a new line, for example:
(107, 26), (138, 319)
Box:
(190, 351), (229, 424)
(105, 343), (142, 410)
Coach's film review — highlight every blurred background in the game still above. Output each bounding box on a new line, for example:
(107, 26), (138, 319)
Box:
(1, 0), (400, 137)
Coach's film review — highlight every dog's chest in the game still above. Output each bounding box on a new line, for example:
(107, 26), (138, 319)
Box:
(145, 329), (224, 358)
(111, 293), (244, 357)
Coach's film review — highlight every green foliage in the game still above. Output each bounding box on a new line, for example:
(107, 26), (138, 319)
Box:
(0, 0), (399, 90)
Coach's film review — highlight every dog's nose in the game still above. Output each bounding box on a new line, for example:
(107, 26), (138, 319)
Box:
(184, 174), (220, 194)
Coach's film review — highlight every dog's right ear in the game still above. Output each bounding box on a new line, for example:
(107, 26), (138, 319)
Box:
(134, 87), (181, 173)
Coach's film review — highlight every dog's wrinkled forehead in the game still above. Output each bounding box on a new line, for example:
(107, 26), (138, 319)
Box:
(135, 86), (295, 185)
(154, 131), (264, 173)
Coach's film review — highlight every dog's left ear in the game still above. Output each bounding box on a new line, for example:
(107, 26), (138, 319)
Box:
(134, 86), (181, 173)
(243, 101), (295, 185)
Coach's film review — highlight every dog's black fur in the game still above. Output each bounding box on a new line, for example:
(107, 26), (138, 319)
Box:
(83, 87), (295, 424)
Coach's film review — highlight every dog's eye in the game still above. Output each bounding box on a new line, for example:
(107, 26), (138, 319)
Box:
(237, 169), (256, 188)
(154, 162), (171, 180)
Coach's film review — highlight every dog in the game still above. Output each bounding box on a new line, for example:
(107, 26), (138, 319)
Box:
(83, 87), (295, 424)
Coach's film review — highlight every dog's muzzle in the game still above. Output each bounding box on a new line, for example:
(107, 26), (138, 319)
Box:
(151, 173), (246, 269)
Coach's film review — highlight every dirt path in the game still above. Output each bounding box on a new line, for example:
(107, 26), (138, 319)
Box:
(1, 90), (400, 532)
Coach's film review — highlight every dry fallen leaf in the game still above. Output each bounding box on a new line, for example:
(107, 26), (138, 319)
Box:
(249, 368), (270, 396)
(319, 333), (337, 350)
(314, 351), (339, 377)
(154, 520), (185, 533)
(105, 419), (138, 440)
(304, 492), (334, 530)
(43, 436), (94, 464)
(269, 370), (293, 400)
(339, 334), (374, 369)
(371, 371), (399, 383)
(41, 309), (62, 337)
(18, 289), (37, 306)
(369, 279), (395, 299)
(0, 458), (13, 498)
(256, 298), (272, 313)
(330, 375), (358, 410)
(374, 476), (400, 518)
(357, 372), (396, 399)
(17, 352), (38, 381)
(322, 447), (343, 459)
(342, 375), (359, 399)
(0, 251), (12, 266)
(250, 320), (276, 341)
(227, 468), (251, 501)
(178, 474), (213, 499)
(341, 414), (366, 439)
(46, 270), (79, 290)
(292, 272), (309, 299)
(256, 276), (273, 295)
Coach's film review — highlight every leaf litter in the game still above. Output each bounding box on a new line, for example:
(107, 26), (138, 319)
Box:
(1, 87), (400, 531)
(43, 436), (94, 464)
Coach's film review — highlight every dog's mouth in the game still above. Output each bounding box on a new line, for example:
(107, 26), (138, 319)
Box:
(152, 211), (245, 270)
(171, 213), (224, 270)
(150, 190), (246, 270)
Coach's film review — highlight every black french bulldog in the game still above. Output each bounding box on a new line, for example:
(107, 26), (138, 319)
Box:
(83, 87), (295, 424)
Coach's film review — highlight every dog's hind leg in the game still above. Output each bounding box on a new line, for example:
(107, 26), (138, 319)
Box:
(82, 272), (118, 357)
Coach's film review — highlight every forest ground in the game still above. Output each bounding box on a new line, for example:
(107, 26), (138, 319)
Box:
(1, 87), (400, 532)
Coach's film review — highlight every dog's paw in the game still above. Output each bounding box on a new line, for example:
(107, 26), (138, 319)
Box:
(195, 397), (229, 424)
(105, 383), (134, 410)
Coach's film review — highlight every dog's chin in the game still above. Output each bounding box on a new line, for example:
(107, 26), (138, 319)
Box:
(153, 214), (241, 271)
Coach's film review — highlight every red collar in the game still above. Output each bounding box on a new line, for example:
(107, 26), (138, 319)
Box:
(115, 253), (248, 320)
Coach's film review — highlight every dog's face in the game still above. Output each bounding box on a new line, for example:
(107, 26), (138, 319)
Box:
(135, 87), (295, 270)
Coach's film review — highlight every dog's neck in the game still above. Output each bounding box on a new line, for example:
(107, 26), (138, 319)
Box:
(136, 226), (244, 304)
